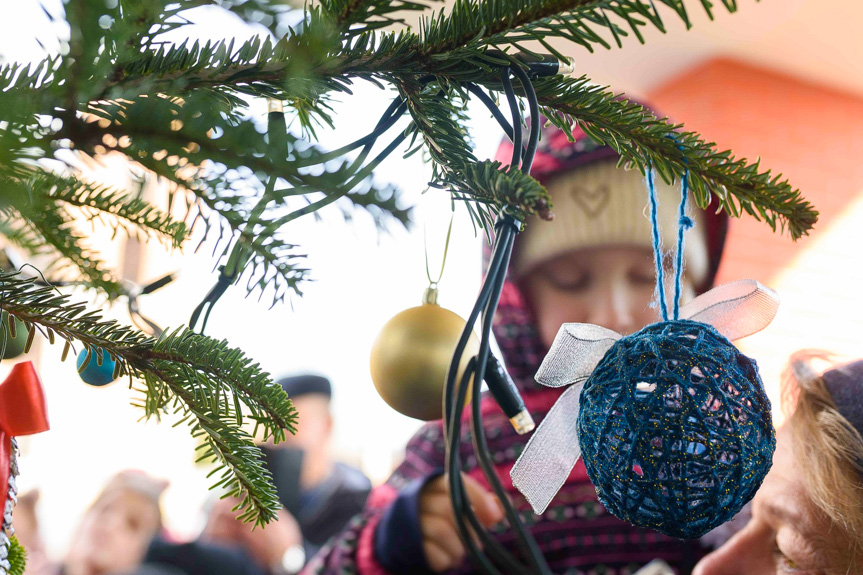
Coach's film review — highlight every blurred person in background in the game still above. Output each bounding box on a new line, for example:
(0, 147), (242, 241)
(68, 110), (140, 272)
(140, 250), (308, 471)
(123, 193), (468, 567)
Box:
(61, 471), (167, 575)
(202, 375), (371, 573)
(12, 490), (54, 575)
(60, 470), (265, 575)
(694, 352), (863, 574)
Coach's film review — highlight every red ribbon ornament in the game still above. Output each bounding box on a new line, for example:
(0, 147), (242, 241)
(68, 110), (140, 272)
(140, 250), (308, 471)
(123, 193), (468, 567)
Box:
(0, 362), (49, 502)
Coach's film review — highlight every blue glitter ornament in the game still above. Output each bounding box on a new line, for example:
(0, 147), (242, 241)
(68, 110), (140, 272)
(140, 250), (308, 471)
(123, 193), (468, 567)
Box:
(577, 320), (774, 538)
(511, 167), (780, 539)
(76, 347), (117, 387)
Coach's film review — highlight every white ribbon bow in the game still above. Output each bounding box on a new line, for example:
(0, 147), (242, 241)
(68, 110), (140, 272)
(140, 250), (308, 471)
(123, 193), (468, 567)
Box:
(510, 279), (780, 514)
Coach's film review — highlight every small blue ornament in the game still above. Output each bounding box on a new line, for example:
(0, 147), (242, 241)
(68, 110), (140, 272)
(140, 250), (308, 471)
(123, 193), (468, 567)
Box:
(77, 347), (117, 387)
(577, 320), (775, 539)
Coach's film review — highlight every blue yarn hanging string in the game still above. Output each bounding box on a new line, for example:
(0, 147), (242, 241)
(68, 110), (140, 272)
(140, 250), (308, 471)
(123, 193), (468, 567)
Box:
(646, 168), (668, 322)
(672, 169), (693, 320)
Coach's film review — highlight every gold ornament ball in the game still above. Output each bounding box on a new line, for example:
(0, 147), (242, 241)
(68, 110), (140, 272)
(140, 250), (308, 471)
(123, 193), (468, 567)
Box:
(370, 299), (480, 421)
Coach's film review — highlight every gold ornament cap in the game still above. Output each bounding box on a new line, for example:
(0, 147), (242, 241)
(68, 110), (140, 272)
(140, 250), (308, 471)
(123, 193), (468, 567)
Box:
(423, 285), (439, 305)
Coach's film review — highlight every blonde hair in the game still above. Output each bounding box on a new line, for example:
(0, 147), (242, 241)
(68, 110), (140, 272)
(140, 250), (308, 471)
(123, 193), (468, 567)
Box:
(782, 350), (863, 554)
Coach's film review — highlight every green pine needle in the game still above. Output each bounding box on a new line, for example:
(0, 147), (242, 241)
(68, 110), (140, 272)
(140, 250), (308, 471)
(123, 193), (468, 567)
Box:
(7, 536), (27, 575)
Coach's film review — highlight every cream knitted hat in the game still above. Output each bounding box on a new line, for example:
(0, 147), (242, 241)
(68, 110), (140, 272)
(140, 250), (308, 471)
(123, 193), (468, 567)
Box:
(514, 160), (709, 286)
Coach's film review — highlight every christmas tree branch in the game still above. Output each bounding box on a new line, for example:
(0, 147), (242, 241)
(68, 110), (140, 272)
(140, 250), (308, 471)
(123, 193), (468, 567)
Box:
(14, 206), (124, 297)
(0, 0), (818, 548)
(527, 76), (817, 238)
(320, 0), (435, 34)
(0, 270), (296, 525)
(7, 536), (25, 575)
(31, 172), (188, 248)
(442, 161), (553, 226)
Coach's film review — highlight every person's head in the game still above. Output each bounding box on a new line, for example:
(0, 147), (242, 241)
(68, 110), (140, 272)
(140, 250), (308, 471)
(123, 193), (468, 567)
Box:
(694, 351), (863, 574)
(277, 374), (333, 453)
(66, 471), (167, 575)
(496, 118), (727, 348)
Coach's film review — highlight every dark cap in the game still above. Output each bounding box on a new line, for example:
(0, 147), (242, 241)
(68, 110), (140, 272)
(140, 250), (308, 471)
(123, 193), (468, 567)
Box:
(823, 360), (863, 439)
(276, 374), (332, 399)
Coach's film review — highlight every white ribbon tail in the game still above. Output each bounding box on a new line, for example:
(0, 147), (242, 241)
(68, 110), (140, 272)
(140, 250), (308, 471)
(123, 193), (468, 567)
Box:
(679, 279), (780, 341)
(535, 323), (620, 388)
(511, 382), (585, 514)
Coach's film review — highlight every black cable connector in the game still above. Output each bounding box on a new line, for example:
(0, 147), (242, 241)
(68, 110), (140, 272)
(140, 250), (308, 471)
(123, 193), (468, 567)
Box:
(485, 355), (534, 434)
(487, 50), (575, 78)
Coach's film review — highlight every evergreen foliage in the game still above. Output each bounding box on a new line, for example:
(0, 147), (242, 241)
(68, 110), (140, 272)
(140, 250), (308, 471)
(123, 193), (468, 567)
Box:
(0, 0), (817, 532)
(7, 536), (26, 575)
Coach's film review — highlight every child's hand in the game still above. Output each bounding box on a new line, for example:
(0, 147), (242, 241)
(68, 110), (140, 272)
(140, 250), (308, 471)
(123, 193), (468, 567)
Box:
(418, 474), (504, 573)
(203, 496), (303, 569)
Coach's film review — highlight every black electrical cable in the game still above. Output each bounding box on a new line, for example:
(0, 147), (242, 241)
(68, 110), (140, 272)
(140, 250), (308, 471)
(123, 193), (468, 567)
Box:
(500, 68), (522, 169)
(189, 90), (419, 333)
(443, 223), (511, 433)
(509, 65), (540, 174)
(443, 222), (511, 453)
(453, 217), (548, 575)
(470, 221), (551, 575)
(464, 83), (515, 142)
(444, 94), (521, 575)
(447, 361), (505, 575)
(444, 260), (507, 574)
(341, 99), (408, 178)
(444, 63), (555, 575)
(444, 223), (516, 575)
(481, 72), (552, 574)
(293, 73), (436, 170)
(188, 270), (234, 332)
(450, 367), (534, 575)
(293, 98), (407, 168)
(446, 222), (546, 575)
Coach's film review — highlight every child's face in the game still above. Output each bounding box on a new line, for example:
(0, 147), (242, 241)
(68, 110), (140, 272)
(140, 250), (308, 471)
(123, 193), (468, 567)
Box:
(521, 246), (678, 348)
(68, 488), (161, 575)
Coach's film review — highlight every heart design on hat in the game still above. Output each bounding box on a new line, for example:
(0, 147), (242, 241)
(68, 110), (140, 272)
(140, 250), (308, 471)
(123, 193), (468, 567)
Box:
(570, 183), (611, 217)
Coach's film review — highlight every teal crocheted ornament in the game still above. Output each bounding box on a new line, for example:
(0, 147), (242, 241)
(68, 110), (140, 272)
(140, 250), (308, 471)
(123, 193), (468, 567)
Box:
(510, 167), (780, 540)
(577, 319), (775, 539)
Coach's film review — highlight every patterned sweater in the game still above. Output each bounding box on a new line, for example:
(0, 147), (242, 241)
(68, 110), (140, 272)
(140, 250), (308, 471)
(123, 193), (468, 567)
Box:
(303, 277), (708, 575)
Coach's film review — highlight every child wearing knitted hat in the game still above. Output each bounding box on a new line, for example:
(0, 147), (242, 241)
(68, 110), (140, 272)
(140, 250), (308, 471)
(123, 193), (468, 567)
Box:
(304, 119), (728, 575)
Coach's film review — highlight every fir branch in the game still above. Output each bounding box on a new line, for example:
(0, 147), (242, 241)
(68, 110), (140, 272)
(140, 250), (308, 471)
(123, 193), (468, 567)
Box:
(319, 0), (435, 35)
(528, 76), (817, 238)
(0, 271), (296, 526)
(227, 233), (310, 306)
(32, 172), (187, 248)
(8, 202), (124, 297)
(441, 160), (553, 227)
(7, 536), (26, 575)
(418, 0), (698, 57)
(401, 83), (476, 174)
(0, 208), (52, 258)
(338, 184), (412, 229)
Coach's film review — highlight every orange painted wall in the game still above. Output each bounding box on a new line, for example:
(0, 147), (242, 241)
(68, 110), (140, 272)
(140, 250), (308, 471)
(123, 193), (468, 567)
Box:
(651, 58), (863, 283)
(649, 58), (863, 414)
